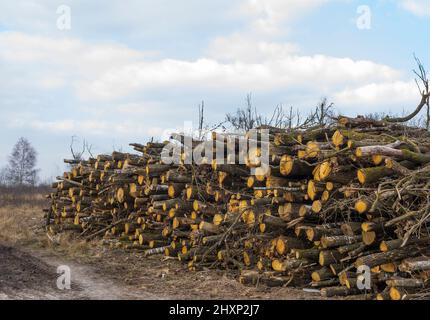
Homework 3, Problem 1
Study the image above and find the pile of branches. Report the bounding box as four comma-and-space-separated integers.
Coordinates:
46, 115, 430, 300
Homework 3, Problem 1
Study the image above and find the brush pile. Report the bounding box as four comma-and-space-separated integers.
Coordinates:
45, 116, 430, 300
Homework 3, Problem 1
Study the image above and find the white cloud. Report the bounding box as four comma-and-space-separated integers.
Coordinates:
10, 118, 165, 138
239, 0, 331, 35
77, 54, 399, 100
0, 31, 144, 67
0, 31, 400, 103
333, 81, 418, 111
115, 101, 168, 115
207, 33, 299, 62
400, 0, 430, 16
38, 76, 66, 89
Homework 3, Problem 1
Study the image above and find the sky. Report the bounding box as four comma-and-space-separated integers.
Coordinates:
1, 0, 430, 180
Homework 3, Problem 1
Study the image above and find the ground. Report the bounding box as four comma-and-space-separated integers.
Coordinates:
0, 201, 319, 300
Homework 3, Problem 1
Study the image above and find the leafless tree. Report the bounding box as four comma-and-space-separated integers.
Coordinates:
385, 55, 430, 128
285, 106, 298, 130
0, 167, 7, 185
3, 137, 39, 186
282, 98, 335, 129
365, 110, 429, 129
225, 93, 260, 131
70, 136, 94, 161
194, 100, 226, 139
364, 112, 386, 121
312, 97, 335, 127
225, 94, 335, 131
225, 93, 286, 130
261, 104, 297, 129
283, 106, 318, 130
197, 100, 205, 140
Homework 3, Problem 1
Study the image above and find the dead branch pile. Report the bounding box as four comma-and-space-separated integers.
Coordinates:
45, 115, 430, 300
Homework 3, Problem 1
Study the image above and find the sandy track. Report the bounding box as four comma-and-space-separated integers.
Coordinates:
0, 245, 157, 300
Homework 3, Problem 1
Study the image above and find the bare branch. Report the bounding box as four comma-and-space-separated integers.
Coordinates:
386, 55, 430, 124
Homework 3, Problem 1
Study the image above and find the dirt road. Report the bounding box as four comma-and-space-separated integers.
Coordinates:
0, 243, 317, 300
0, 245, 156, 300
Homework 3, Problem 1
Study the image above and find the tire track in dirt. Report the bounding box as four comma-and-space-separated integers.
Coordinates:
0, 245, 158, 300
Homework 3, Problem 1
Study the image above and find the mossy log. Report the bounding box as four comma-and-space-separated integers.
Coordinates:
355, 246, 429, 268
321, 235, 362, 249
357, 166, 395, 185
320, 286, 361, 297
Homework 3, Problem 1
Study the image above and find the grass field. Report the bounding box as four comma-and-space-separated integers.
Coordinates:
0, 187, 48, 246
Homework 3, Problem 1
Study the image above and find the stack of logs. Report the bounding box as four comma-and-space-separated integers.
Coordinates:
45, 116, 430, 300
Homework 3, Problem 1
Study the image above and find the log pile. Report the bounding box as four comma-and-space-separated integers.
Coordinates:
45, 115, 430, 300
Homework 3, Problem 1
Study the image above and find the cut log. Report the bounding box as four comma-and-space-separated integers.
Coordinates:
357, 166, 395, 185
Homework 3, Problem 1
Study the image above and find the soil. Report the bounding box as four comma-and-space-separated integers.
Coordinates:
0, 244, 155, 299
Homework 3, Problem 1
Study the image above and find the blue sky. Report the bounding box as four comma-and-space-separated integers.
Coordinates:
1, 0, 430, 180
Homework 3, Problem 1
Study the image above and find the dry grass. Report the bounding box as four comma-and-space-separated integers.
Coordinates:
0, 187, 50, 246
0, 204, 46, 246
0, 186, 50, 206
54, 232, 95, 258
0, 201, 99, 262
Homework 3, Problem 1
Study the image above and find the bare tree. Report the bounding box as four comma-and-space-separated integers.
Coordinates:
225, 93, 260, 131
0, 167, 7, 186
70, 136, 94, 161
225, 93, 286, 130
4, 137, 39, 186
193, 100, 226, 139
385, 55, 430, 127
365, 110, 430, 129
225, 93, 335, 132
364, 112, 386, 121
197, 100, 205, 140
260, 104, 296, 129
313, 97, 335, 126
